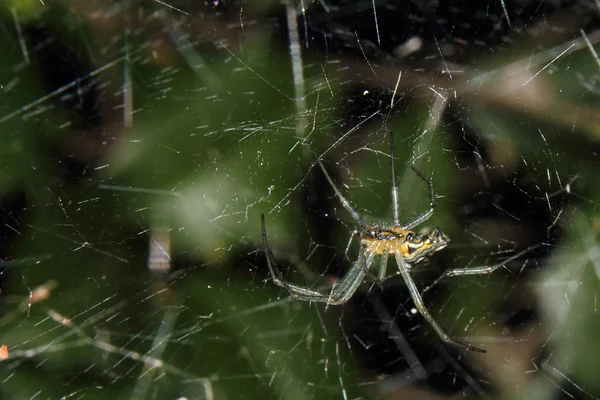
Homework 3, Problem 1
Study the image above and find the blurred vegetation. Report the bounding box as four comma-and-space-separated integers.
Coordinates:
0, 0, 599, 399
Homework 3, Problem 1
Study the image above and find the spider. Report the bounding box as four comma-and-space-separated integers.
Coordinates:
261, 133, 530, 353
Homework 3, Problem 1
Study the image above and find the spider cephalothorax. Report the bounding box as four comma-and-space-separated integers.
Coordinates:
404, 228, 450, 263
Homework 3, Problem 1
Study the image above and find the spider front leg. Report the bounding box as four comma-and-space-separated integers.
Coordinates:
421, 245, 539, 296
394, 254, 486, 353
404, 166, 436, 229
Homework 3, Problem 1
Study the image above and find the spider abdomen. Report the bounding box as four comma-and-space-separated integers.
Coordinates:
362, 237, 406, 255
361, 225, 411, 256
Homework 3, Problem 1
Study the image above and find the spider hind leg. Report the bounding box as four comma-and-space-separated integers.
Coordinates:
261, 213, 375, 305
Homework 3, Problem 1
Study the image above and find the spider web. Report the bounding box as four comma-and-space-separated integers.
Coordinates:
0, 0, 598, 399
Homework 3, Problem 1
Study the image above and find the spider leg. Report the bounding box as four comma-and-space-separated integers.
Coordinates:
317, 160, 363, 224
327, 252, 375, 304
422, 245, 539, 296
261, 214, 322, 296
287, 252, 375, 304
377, 250, 389, 281
389, 131, 401, 226
344, 229, 359, 261
394, 254, 486, 353
404, 166, 436, 229
261, 213, 375, 304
